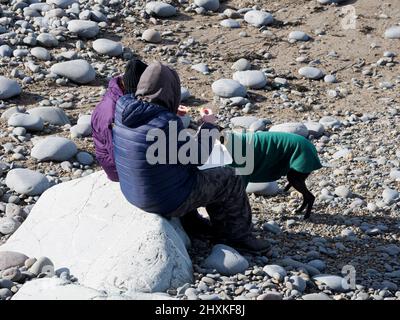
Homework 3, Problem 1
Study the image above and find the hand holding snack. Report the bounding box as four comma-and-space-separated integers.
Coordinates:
200, 108, 217, 124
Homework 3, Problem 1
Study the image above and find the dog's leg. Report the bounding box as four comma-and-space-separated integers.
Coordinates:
287, 170, 315, 219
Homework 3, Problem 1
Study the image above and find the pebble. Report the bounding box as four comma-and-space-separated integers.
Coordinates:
31, 136, 78, 162
269, 122, 309, 137
382, 188, 399, 205
231, 58, 251, 71
302, 293, 332, 300
304, 121, 325, 137
334, 186, 352, 198
203, 244, 249, 276
0, 251, 28, 272
5, 169, 50, 196
384, 26, 400, 39
50, 60, 96, 84
31, 47, 51, 61
146, 1, 177, 18
194, 0, 220, 12
37, 33, 58, 48
244, 10, 274, 27
312, 274, 349, 293
319, 116, 341, 128
29, 257, 54, 276
211, 79, 247, 98
257, 291, 283, 300
0, 77, 22, 100
70, 124, 92, 138
220, 19, 240, 28
263, 265, 287, 281
8, 113, 44, 131
233, 70, 267, 89
76, 152, 94, 165
298, 67, 325, 80
142, 29, 162, 44
0, 218, 21, 235
288, 31, 310, 42
92, 39, 123, 57
324, 74, 337, 83
67, 20, 99, 38
230, 116, 258, 128
27, 107, 70, 126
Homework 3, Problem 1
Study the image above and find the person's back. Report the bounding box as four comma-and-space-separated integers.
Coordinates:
113, 95, 196, 214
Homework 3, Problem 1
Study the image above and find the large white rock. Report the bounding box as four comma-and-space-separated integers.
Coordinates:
0, 76, 22, 100
1, 172, 193, 294
50, 60, 96, 84
12, 278, 175, 300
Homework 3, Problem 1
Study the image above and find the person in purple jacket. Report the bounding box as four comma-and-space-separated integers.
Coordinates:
91, 59, 147, 182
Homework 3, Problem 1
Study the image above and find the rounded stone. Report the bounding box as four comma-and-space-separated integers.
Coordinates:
28, 107, 70, 126
5, 169, 50, 196
384, 26, 400, 39
324, 74, 337, 83
263, 265, 287, 281
244, 10, 274, 27
304, 121, 324, 137
70, 123, 92, 138
31, 47, 51, 61
37, 33, 58, 47
231, 58, 251, 71
142, 29, 162, 43
246, 182, 279, 196
194, 0, 220, 11
0, 251, 29, 272
233, 70, 267, 89
46, 0, 76, 9
92, 39, 123, 57
31, 137, 78, 162
76, 152, 94, 165
50, 60, 96, 84
203, 244, 249, 276
319, 116, 341, 128
0, 45, 13, 57
67, 20, 99, 38
29, 257, 54, 276
211, 79, 247, 98
220, 19, 240, 28
8, 113, 44, 131
298, 67, 324, 80
289, 31, 310, 41
145, 1, 177, 17
268, 122, 309, 137
0, 77, 22, 100
0, 218, 21, 235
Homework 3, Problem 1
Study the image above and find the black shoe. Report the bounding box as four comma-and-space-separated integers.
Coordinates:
223, 236, 272, 255
180, 211, 215, 239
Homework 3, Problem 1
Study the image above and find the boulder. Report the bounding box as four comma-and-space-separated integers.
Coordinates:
211, 79, 247, 98
145, 1, 177, 17
194, 0, 220, 12
233, 70, 267, 89
1, 171, 193, 294
244, 10, 274, 27
12, 278, 175, 300
92, 39, 123, 56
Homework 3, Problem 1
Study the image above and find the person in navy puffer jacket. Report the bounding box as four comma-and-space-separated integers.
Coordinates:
113, 62, 271, 254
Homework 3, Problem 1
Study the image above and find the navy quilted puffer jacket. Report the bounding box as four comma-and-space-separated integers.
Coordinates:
114, 95, 206, 215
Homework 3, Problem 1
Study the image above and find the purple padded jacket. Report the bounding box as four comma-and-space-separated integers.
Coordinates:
91, 76, 123, 182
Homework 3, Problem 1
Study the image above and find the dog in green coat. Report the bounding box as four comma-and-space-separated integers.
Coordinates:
224, 130, 323, 219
